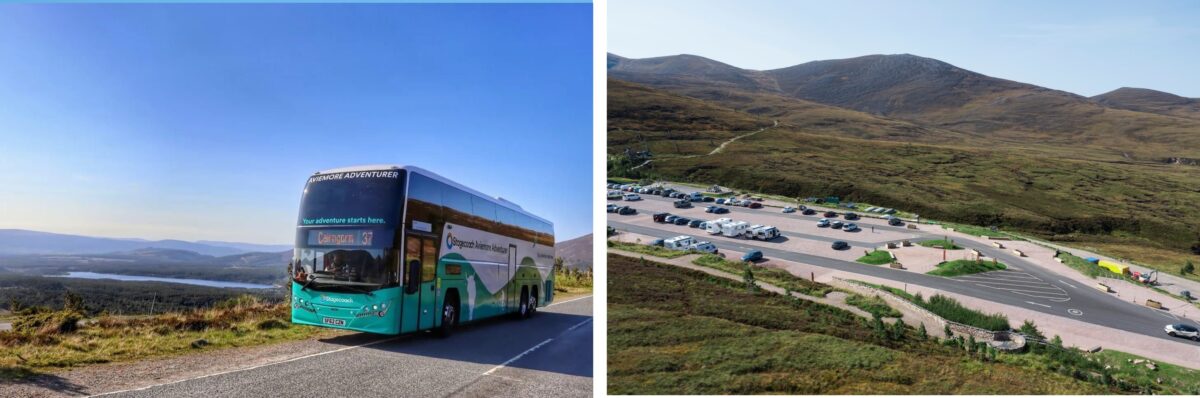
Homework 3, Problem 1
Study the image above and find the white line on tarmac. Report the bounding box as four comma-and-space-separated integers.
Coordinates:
1059, 280, 1077, 289
964, 280, 1066, 290
482, 317, 592, 376
1025, 301, 1052, 308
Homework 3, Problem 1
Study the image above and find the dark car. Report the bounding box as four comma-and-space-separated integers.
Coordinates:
664, 215, 679, 223
674, 200, 693, 209
844, 212, 859, 220
618, 206, 637, 215
705, 205, 719, 213
650, 238, 665, 247
889, 218, 904, 226
716, 198, 727, 204
802, 208, 816, 215
674, 217, 691, 225
742, 250, 763, 262
652, 212, 670, 222
712, 207, 730, 214
748, 202, 763, 209
660, 190, 673, 197
832, 221, 844, 229
824, 211, 837, 218
688, 219, 704, 228
831, 241, 850, 250
702, 196, 715, 202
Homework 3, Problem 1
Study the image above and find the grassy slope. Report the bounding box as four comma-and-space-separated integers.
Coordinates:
608, 253, 1105, 394
691, 253, 832, 297
607, 80, 1200, 279
857, 250, 894, 265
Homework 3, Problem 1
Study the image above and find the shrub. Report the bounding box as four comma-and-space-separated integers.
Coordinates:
917, 295, 1010, 331
1019, 320, 1045, 340
255, 318, 289, 330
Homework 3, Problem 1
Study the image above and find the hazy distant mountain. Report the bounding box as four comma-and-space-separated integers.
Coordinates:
214, 250, 293, 267
1091, 87, 1200, 120
556, 233, 593, 271
0, 229, 284, 256
196, 240, 292, 254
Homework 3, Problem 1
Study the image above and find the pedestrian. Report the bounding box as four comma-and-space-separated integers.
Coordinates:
871, 226, 875, 233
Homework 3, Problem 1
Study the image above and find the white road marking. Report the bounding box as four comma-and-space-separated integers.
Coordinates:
1025, 301, 1052, 308
549, 295, 593, 307
1068, 308, 1083, 316
482, 317, 592, 376
1059, 280, 1077, 289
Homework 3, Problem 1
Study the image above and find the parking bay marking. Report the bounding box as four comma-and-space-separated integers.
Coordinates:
1068, 308, 1083, 316
1026, 301, 1052, 308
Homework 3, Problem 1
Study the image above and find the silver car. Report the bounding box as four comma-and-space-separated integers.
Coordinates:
1165, 323, 1200, 341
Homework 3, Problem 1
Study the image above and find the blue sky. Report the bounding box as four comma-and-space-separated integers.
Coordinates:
609, 0, 1200, 97
0, 3, 592, 245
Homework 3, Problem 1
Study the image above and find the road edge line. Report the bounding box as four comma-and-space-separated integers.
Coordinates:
481, 317, 592, 376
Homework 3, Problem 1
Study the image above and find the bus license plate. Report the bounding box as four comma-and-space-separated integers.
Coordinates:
322, 317, 345, 326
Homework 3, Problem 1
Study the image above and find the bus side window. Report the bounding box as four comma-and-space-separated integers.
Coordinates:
405, 259, 421, 294
405, 236, 421, 294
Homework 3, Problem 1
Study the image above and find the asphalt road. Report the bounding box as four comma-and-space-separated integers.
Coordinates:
610, 194, 1200, 346
97, 296, 593, 398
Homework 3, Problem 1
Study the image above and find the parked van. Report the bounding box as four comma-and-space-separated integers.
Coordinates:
750, 226, 781, 240
706, 218, 733, 234
721, 221, 750, 238
663, 235, 695, 250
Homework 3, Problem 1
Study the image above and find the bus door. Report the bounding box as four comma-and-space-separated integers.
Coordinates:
507, 244, 518, 312
403, 235, 439, 332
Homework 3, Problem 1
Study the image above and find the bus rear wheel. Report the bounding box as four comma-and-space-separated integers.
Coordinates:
437, 299, 458, 338
518, 287, 530, 319
528, 288, 538, 317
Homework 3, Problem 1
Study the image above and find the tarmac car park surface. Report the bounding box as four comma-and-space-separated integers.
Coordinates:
608, 192, 1200, 347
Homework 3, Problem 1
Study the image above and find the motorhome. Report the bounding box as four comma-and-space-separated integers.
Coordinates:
706, 218, 734, 234
750, 225, 780, 240
721, 221, 750, 238
663, 235, 696, 250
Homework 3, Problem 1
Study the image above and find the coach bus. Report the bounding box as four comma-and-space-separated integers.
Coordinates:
288, 165, 555, 336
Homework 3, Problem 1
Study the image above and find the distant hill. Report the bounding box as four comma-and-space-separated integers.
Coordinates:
555, 233, 592, 271
609, 52, 1200, 161
1091, 87, 1200, 120
0, 229, 287, 256
196, 240, 291, 254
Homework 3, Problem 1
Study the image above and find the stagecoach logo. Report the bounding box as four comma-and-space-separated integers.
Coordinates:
446, 233, 509, 254
320, 295, 353, 303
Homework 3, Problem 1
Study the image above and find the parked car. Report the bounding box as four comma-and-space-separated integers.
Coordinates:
823, 211, 837, 218
618, 206, 637, 215
702, 196, 715, 202
782, 206, 796, 213
1165, 323, 1200, 341
688, 219, 704, 228
607, 191, 623, 200
704, 205, 717, 213
650, 238, 665, 247
843, 223, 859, 232
844, 212, 859, 220
607, 204, 619, 213
688, 241, 718, 254
653, 212, 670, 222
674, 217, 691, 225
712, 207, 730, 214
664, 215, 679, 223
817, 218, 830, 227
802, 208, 817, 215
888, 218, 904, 226
831, 241, 850, 250
748, 202, 763, 209
742, 250, 763, 262
674, 200, 692, 208
698, 221, 709, 230
832, 221, 844, 229
624, 193, 641, 201
715, 198, 727, 204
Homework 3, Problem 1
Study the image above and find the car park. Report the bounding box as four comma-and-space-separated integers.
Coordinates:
844, 212, 859, 220
742, 250, 763, 262
802, 208, 816, 215
832, 221, 844, 229
888, 218, 903, 226
618, 206, 637, 215
1165, 323, 1200, 341
653, 212, 670, 222
782, 206, 796, 213
674, 199, 693, 208
823, 211, 837, 218
688, 219, 704, 228
831, 241, 850, 250
688, 241, 718, 254
817, 218, 830, 227
674, 217, 691, 225
624, 193, 641, 201
843, 223, 859, 232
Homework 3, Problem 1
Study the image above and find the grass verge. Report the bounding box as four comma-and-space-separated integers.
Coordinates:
919, 239, 963, 250
844, 294, 902, 318
691, 254, 832, 297
850, 281, 1009, 331
927, 259, 1007, 277
857, 250, 894, 265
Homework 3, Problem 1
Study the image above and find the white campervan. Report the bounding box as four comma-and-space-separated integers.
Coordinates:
721, 221, 750, 238
706, 218, 733, 235
663, 235, 695, 250
751, 226, 781, 240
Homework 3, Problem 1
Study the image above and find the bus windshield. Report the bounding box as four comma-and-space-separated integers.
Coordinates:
293, 246, 394, 290
298, 171, 404, 227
